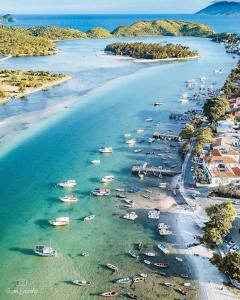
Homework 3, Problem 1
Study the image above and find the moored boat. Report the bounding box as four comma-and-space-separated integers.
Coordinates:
101, 175, 115, 183
128, 251, 139, 259
177, 288, 187, 295
49, 216, 70, 226
126, 139, 136, 145
34, 245, 57, 257
60, 195, 78, 203
144, 252, 155, 257
164, 282, 174, 287
124, 199, 135, 206
106, 263, 118, 272
157, 243, 170, 254
72, 280, 91, 286
133, 149, 142, 153
58, 180, 77, 188
143, 260, 151, 265
127, 293, 137, 299
123, 212, 138, 221
154, 262, 169, 268
91, 159, 101, 164
132, 277, 145, 284
101, 291, 119, 297
80, 252, 89, 257
116, 193, 126, 198
124, 133, 131, 138
99, 147, 113, 153
116, 277, 131, 284
92, 188, 111, 196
175, 257, 183, 262
84, 215, 95, 221
139, 273, 148, 278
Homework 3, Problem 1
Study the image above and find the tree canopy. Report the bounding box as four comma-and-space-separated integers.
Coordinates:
203, 95, 229, 122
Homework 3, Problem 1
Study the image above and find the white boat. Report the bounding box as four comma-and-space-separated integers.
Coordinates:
139, 273, 148, 278
49, 216, 70, 226
136, 129, 144, 134
99, 147, 113, 153
92, 188, 111, 196
124, 199, 135, 206
73, 280, 91, 286
164, 282, 174, 287
126, 139, 136, 145
80, 252, 89, 256
34, 245, 57, 257
143, 260, 151, 265
106, 263, 119, 272
183, 282, 191, 287
124, 133, 131, 138
178, 98, 188, 104
91, 159, 101, 164
123, 211, 138, 221
60, 195, 78, 203
145, 118, 153, 122
148, 210, 160, 219
101, 175, 115, 183
148, 138, 155, 143
176, 257, 183, 262
116, 277, 132, 284
84, 215, 95, 221
144, 252, 155, 257
58, 180, 77, 188
200, 76, 207, 82
115, 188, 125, 192
158, 223, 169, 229
154, 101, 163, 106
134, 149, 142, 153
157, 243, 169, 255
159, 229, 172, 235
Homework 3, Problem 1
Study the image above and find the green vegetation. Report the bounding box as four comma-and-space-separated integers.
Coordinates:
209, 183, 240, 199
0, 69, 67, 102
203, 95, 230, 123
202, 202, 236, 246
193, 128, 213, 155
112, 20, 214, 37
223, 61, 240, 98
28, 26, 87, 40
105, 42, 198, 60
211, 252, 240, 281
179, 124, 195, 140
87, 27, 112, 38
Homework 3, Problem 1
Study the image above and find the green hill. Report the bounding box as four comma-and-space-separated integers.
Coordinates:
197, 1, 240, 15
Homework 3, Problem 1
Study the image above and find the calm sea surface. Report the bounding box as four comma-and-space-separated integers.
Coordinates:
0, 15, 239, 300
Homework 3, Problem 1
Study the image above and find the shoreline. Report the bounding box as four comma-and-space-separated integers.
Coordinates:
0, 55, 12, 62
0, 75, 72, 104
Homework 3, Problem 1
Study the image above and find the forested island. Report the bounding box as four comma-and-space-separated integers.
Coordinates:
0, 20, 214, 57
105, 42, 199, 60
197, 1, 240, 15
0, 70, 70, 103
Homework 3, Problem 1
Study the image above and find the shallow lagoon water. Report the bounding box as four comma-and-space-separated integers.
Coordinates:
0, 35, 237, 299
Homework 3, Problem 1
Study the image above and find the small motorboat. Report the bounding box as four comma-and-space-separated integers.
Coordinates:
99, 147, 113, 154
180, 274, 189, 279
144, 252, 155, 257
101, 291, 119, 297
49, 216, 70, 226
72, 280, 91, 286
84, 215, 95, 221
175, 257, 183, 262
159, 272, 167, 277
60, 195, 78, 203
154, 101, 163, 106
133, 149, 142, 153
158, 223, 169, 229
138, 242, 143, 251
183, 282, 191, 287
159, 229, 172, 235
145, 118, 153, 122
139, 273, 147, 278
132, 277, 145, 284
127, 293, 137, 299
34, 245, 57, 257
128, 251, 139, 259
124, 199, 135, 206
143, 260, 151, 265
136, 129, 144, 134
91, 159, 101, 164
106, 263, 118, 272
116, 277, 131, 284
164, 282, 174, 287
123, 212, 138, 221
58, 180, 77, 188
177, 288, 187, 295
124, 133, 131, 138
115, 188, 125, 192
126, 139, 136, 145
101, 175, 115, 183
92, 188, 111, 196
154, 262, 169, 268
116, 194, 127, 198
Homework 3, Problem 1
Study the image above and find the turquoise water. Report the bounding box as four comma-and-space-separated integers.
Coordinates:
0, 35, 237, 299
8, 14, 240, 33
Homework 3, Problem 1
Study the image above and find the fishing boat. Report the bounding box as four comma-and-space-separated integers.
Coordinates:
123, 212, 138, 221
80, 252, 89, 257
58, 180, 77, 188
157, 243, 170, 254
99, 147, 113, 153
101, 291, 119, 297
84, 215, 95, 221
128, 251, 139, 259
49, 216, 69, 226
116, 194, 127, 199
72, 280, 91, 286
144, 252, 155, 257
164, 282, 174, 287
154, 262, 169, 268
101, 175, 115, 183
138, 242, 143, 251
183, 282, 191, 287
132, 277, 145, 284
143, 260, 151, 265
139, 273, 148, 278
126, 139, 136, 145
177, 288, 187, 295
106, 263, 118, 272
92, 188, 111, 196
116, 277, 131, 284
133, 149, 142, 153
175, 257, 183, 262
34, 245, 57, 257
91, 159, 101, 164
127, 293, 137, 299
60, 195, 78, 203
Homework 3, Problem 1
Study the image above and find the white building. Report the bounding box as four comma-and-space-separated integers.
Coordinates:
216, 119, 234, 134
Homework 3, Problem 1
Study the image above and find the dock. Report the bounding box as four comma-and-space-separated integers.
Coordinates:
132, 164, 181, 177
153, 132, 181, 142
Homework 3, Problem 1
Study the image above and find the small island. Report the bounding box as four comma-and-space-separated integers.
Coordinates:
0, 70, 71, 103
105, 42, 199, 61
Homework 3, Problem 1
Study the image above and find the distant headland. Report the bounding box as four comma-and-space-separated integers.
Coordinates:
0, 14, 16, 23
196, 1, 240, 15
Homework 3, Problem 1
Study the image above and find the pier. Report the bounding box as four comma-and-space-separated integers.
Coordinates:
153, 132, 181, 142
132, 164, 181, 176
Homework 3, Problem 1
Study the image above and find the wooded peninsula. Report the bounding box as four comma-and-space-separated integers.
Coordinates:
105, 42, 199, 60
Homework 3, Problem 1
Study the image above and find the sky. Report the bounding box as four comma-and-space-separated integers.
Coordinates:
0, 0, 215, 14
